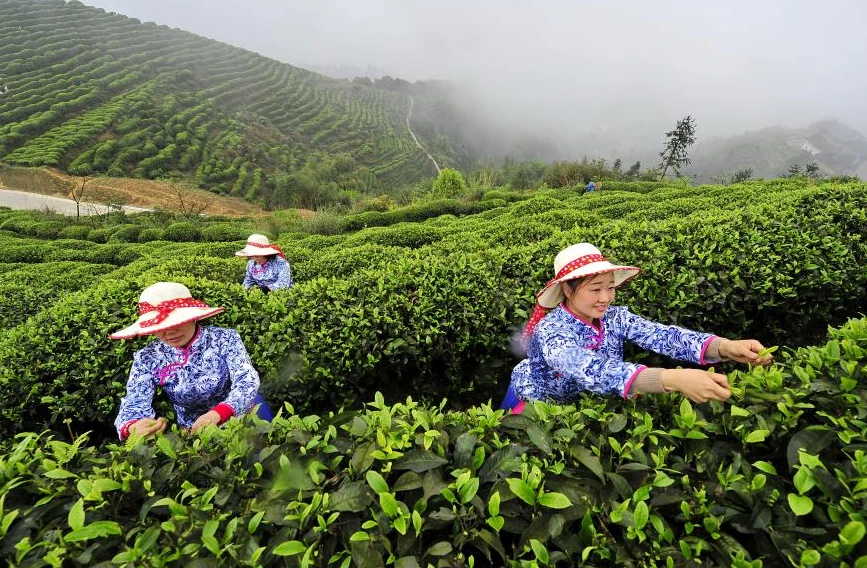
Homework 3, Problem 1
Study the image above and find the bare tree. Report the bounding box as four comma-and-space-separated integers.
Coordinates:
68, 176, 93, 219
168, 182, 213, 217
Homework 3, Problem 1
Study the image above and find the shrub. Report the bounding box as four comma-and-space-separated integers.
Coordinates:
481, 189, 529, 202
201, 222, 250, 242
302, 211, 342, 235
1, 318, 866, 566
107, 224, 143, 243
86, 227, 116, 243
162, 222, 201, 242
432, 167, 468, 198
57, 224, 92, 240
0, 216, 38, 235
30, 221, 66, 239
138, 228, 165, 242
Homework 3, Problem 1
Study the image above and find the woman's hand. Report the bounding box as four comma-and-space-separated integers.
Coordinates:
719, 339, 773, 366
661, 369, 731, 403
190, 410, 222, 434
128, 417, 168, 438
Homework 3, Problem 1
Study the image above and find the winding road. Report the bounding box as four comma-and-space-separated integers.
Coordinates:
0, 188, 151, 216
407, 96, 441, 174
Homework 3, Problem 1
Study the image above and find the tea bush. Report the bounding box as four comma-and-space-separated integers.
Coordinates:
0, 317, 865, 566
1, 181, 866, 438
57, 224, 93, 240
0, 261, 116, 329
162, 222, 201, 242
137, 228, 165, 242
107, 224, 143, 243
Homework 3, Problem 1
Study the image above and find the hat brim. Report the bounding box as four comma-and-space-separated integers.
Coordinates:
236, 246, 280, 257
110, 307, 225, 340
536, 263, 641, 309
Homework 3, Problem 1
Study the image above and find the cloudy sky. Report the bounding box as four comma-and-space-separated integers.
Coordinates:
81, 0, 867, 155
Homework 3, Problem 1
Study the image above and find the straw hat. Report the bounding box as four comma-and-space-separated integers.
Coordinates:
536, 243, 640, 308
235, 234, 283, 257
109, 282, 224, 340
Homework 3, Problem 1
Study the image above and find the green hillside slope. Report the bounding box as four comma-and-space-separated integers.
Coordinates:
0, 0, 439, 206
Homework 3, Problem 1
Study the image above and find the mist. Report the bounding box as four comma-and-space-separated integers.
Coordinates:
81, 0, 867, 161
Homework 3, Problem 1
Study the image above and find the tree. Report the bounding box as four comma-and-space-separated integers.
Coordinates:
658, 115, 697, 181
168, 182, 213, 217
432, 168, 467, 198
626, 161, 641, 179
68, 175, 93, 219
713, 167, 755, 185
805, 162, 823, 179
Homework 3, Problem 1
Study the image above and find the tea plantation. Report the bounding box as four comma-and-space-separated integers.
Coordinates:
1, 179, 865, 566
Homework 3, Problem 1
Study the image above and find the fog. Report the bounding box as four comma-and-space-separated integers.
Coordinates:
82, 0, 867, 159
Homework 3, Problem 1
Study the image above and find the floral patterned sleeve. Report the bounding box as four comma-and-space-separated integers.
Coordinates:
537, 322, 646, 398
220, 330, 260, 415
114, 350, 157, 438
242, 260, 255, 289
273, 257, 293, 289
620, 308, 718, 365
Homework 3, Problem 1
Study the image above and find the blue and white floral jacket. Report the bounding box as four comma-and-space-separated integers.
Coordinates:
114, 325, 260, 438
510, 304, 717, 403
243, 257, 293, 290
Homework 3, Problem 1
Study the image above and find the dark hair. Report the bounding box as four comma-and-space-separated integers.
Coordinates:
563, 276, 587, 291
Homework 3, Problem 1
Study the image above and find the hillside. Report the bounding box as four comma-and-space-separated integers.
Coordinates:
687, 120, 867, 181
0, 0, 441, 208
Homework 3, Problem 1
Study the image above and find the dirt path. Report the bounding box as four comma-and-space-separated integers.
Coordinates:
407, 96, 441, 174
0, 167, 262, 216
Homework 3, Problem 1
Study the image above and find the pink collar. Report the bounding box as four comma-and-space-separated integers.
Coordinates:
560, 303, 602, 331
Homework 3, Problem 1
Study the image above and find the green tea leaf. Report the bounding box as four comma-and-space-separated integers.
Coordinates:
757, 346, 778, 358
393, 449, 448, 473
538, 491, 572, 510
273, 540, 307, 556
330, 482, 372, 512
839, 520, 866, 546
488, 491, 501, 516
744, 430, 769, 443
530, 539, 549, 564
65, 520, 121, 542
458, 477, 479, 504
505, 478, 536, 506
365, 470, 389, 494
633, 500, 649, 529
379, 492, 399, 518
787, 493, 814, 516
486, 515, 504, 532
44, 469, 77, 479
427, 542, 452, 556
68, 498, 85, 531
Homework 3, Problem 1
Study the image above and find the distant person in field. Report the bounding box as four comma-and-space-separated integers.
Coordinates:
586, 181, 596, 192
499, 243, 773, 413
236, 234, 293, 293
111, 282, 273, 440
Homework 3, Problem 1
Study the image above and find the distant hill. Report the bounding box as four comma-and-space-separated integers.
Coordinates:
362, 77, 562, 169
0, 0, 441, 207
687, 120, 867, 181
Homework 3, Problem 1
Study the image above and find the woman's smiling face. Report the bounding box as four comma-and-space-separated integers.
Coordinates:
562, 272, 616, 321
